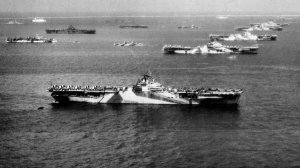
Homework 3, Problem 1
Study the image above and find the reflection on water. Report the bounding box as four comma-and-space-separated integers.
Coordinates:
47, 103, 242, 167
50, 103, 241, 130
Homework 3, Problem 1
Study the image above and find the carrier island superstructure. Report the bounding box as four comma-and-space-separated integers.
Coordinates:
49, 72, 243, 106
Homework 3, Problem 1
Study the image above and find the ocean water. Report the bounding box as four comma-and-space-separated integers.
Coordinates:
0, 14, 300, 167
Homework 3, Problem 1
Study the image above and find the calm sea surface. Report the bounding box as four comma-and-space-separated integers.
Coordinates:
0, 14, 300, 168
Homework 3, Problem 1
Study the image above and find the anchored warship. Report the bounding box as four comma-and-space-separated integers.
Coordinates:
249, 21, 289, 27
46, 25, 96, 34
162, 41, 258, 55
235, 26, 283, 31
48, 71, 243, 106
210, 32, 277, 41
6, 35, 57, 43
235, 21, 286, 31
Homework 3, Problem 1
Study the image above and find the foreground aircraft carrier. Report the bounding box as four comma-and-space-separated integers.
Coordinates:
49, 72, 243, 106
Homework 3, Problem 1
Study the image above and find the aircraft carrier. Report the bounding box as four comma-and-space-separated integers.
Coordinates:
162, 41, 258, 55
46, 25, 96, 34
48, 72, 243, 106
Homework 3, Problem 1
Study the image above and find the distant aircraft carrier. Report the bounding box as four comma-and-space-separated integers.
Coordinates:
46, 25, 96, 34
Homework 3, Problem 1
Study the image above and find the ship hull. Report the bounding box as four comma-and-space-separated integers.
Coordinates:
6, 39, 57, 43
51, 88, 241, 106
6, 41, 56, 43
163, 48, 193, 54
163, 47, 258, 55
257, 35, 277, 41
210, 35, 277, 41
45, 30, 96, 34
235, 27, 283, 31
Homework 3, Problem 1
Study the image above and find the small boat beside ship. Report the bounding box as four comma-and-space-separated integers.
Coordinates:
235, 27, 251, 31
46, 25, 96, 34
32, 17, 46, 23
210, 31, 277, 41
162, 45, 193, 54
6, 35, 57, 43
48, 71, 243, 106
162, 41, 258, 55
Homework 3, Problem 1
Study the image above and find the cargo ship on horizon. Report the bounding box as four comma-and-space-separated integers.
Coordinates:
48, 71, 243, 106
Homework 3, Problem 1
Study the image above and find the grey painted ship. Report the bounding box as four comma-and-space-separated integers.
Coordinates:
235, 21, 286, 31
46, 25, 96, 34
209, 32, 277, 41
162, 41, 258, 55
48, 72, 243, 106
6, 35, 57, 43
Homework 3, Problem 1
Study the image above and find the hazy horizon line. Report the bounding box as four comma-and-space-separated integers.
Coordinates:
2, 11, 300, 14
1, 14, 300, 20
1, 11, 300, 19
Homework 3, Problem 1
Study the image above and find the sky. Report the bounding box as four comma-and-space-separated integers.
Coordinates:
1, 0, 300, 14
